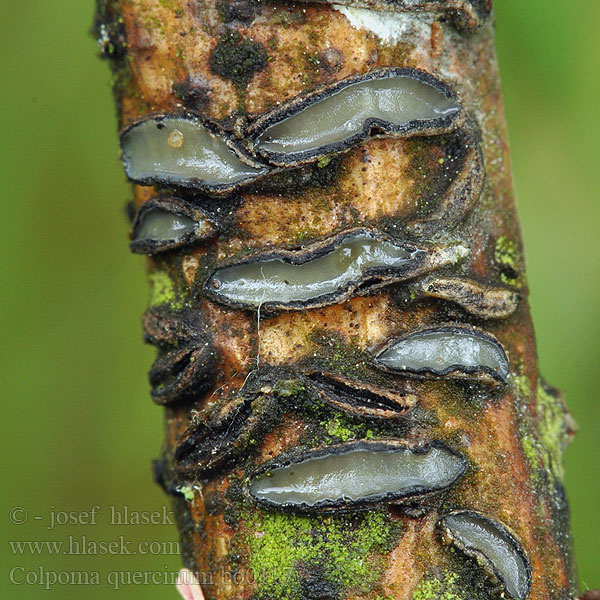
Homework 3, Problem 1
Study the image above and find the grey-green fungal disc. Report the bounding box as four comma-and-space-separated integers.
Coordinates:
376, 328, 509, 382
133, 209, 197, 243
255, 76, 459, 156
209, 234, 424, 307
249, 443, 466, 509
121, 117, 266, 188
440, 512, 531, 600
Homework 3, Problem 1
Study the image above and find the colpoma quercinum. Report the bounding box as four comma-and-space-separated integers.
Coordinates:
98, 0, 579, 597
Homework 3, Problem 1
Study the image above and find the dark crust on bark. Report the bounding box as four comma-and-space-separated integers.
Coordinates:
438, 510, 532, 600
205, 227, 461, 313
374, 325, 509, 386
130, 195, 216, 255
152, 455, 185, 498
248, 439, 467, 512
142, 307, 217, 405
245, 68, 462, 167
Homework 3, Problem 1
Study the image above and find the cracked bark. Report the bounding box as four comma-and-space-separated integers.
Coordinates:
96, 1, 581, 599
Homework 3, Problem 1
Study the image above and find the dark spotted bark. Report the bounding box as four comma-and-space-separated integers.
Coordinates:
96, 1, 580, 599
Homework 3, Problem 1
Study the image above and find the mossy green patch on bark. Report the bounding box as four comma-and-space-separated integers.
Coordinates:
148, 270, 182, 308
243, 509, 401, 599
518, 379, 569, 488
412, 570, 463, 600
494, 235, 524, 287
321, 414, 375, 442
536, 381, 569, 482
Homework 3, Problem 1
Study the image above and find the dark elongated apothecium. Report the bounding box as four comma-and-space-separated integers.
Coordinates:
143, 308, 216, 404
208, 230, 468, 310
120, 114, 268, 193
249, 69, 461, 166
439, 511, 532, 600
130, 196, 215, 255
306, 373, 417, 419
376, 327, 509, 384
249, 441, 466, 511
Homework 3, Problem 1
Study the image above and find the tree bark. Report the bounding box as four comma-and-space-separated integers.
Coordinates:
96, 1, 579, 599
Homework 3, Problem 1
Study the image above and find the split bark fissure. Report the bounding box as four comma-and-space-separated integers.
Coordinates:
96, 1, 579, 598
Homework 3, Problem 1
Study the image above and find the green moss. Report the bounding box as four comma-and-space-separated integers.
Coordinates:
244, 510, 400, 599
178, 485, 195, 502
272, 379, 306, 398
209, 32, 267, 86
322, 415, 354, 441
148, 270, 182, 308
411, 570, 472, 600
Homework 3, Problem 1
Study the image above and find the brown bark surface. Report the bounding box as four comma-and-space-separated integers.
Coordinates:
97, 1, 578, 598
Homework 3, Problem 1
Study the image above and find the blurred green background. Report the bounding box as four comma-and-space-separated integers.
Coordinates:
1, 1, 598, 597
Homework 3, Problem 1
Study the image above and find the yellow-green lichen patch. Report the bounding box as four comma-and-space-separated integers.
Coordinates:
243, 509, 400, 599
494, 236, 524, 287
519, 380, 570, 487
148, 270, 182, 308
536, 381, 570, 482
511, 371, 531, 402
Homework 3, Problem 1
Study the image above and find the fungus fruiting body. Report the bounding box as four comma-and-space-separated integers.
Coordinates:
143, 308, 216, 404
439, 511, 532, 600
306, 373, 417, 419
121, 115, 267, 193
130, 197, 215, 255
208, 230, 467, 310
417, 277, 519, 319
376, 327, 509, 384
99, 0, 577, 597
408, 133, 485, 235
249, 441, 466, 510
250, 69, 460, 166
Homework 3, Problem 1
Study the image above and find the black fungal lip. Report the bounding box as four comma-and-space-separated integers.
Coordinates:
174, 394, 256, 477
374, 325, 510, 387
246, 68, 462, 167
305, 372, 416, 419
143, 308, 216, 405
438, 510, 532, 600
290, 0, 490, 29
407, 125, 485, 236
119, 112, 271, 195
205, 227, 436, 312
248, 440, 467, 512
129, 195, 216, 255
152, 456, 187, 499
